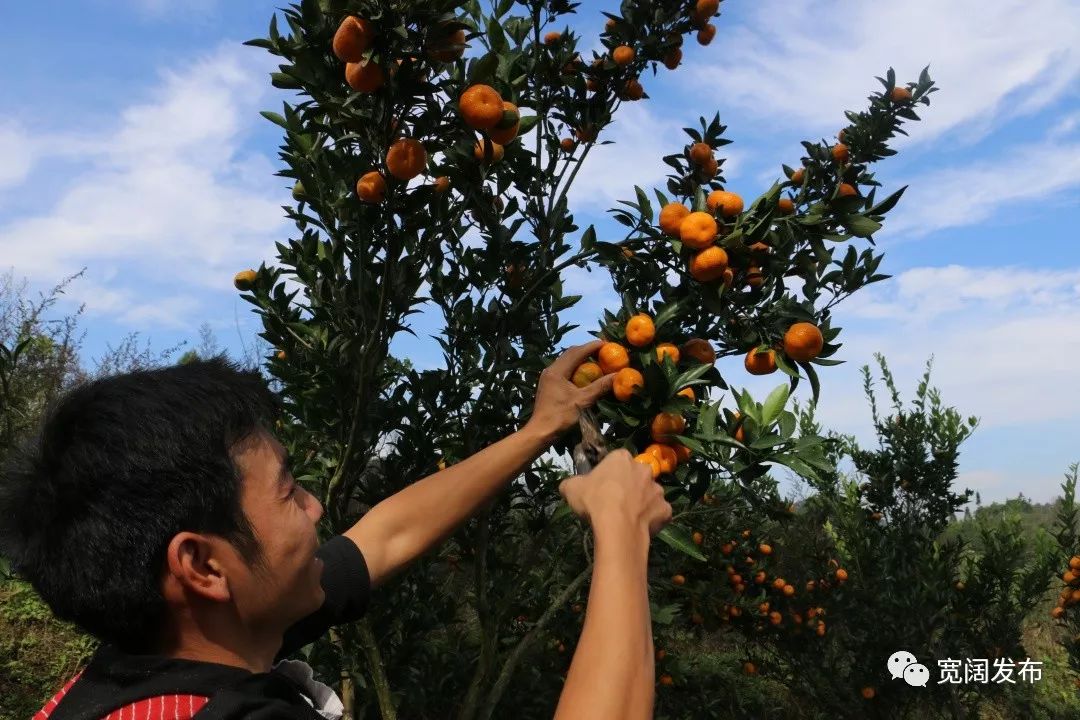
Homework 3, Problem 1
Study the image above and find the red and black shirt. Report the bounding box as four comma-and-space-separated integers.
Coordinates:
34, 534, 371, 720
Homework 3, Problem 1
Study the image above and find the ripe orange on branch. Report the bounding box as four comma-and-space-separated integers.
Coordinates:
634, 453, 661, 478
460, 84, 504, 130
356, 171, 387, 202
487, 101, 521, 144
697, 24, 717, 46
690, 246, 729, 282
659, 202, 690, 237
706, 190, 744, 219
681, 338, 716, 365
689, 142, 713, 165
474, 138, 504, 163
677, 387, 695, 402
333, 17, 375, 63
613, 367, 645, 401
655, 343, 680, 364
790, 167, 805, 184
645, 444, 678, 474
625, 314, 656, 347
571, 361, 602, 388
426, 26, 466, 63
386, 138, 427, 180
783, 322, 824, 362
544, 31, 561, 45
234, 269, 257, 291
778, 197, 795, 214
651, 412, 686, 443
745, 348, 777, 375
612, 45, 635, 66
345, 60, 384, 92
890, 86, 912, 102
837, 183, 858, 198
597, 342, 630, 374
680, 211, 718, 249
832, 143, 850, 164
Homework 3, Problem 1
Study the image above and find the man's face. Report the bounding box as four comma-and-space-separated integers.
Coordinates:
230, 428, 325, 630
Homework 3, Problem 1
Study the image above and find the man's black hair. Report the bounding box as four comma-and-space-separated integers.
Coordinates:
0, 354, 282, 653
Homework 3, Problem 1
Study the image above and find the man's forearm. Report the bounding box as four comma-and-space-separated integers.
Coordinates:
554, 514, 655, 720
356, 420, 554, 563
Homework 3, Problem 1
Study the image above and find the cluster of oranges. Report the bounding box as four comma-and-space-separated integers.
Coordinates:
571, 313, 718, 479
459, 83, 520, 163
673, 529, 849, 638
1051, 555, 1080, 619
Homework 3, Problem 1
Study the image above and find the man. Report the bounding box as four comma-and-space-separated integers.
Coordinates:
2, 339, 671, 719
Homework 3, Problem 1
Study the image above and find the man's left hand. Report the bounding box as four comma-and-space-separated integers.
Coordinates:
526, 339, 615, 443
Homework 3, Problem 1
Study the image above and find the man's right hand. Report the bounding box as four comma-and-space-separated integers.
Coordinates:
558, 449, 673, 538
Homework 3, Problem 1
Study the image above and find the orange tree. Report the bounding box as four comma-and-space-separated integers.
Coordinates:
239, 0, 936, 717
743, 356, 1062, 719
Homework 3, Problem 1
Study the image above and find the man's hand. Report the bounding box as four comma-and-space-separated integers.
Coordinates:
525, 339, 614, 444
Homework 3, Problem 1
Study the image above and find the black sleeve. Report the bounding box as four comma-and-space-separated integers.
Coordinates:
274, 535, 371, 663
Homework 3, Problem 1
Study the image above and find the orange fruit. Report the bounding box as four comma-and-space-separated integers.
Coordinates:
605, 18, 617, 31
575, 125, 598, 142
672, 574, 686, 586
746, 265, 764, 289
721, 267, 734, 288
1070, 556, 1080, 570
613, 367, 645, 401
571, 361, 603, 388
861, 687, 876, 700
758, 543, 772, 555
612, 45, 635, 65
744, 348, 777, 375
706, 190, 743, 218
783, 322, 824, 362
645, 444, 678, 474
755, 571, 767, 585
835, 568, 849, 581
689, 246, 729, 282
655, 343, 680, 364
697, 23, 716, 45
680, 211, 718, 249
597, 342, 631, 374
681, 338, 716, 365
663, 48, 682, 70
677, 387, 695, 402
890, 86, 912, 102
345, 60, 384, 92
832, 143, 850, 164
433, 176, 450, 193
689, 142, 713, 165
777, 197, 795, 214
790, 167, 805, 184
783, 584, 795, 597
634, 452, 661, 479
544, 31, 561, 45
233, 269, 257, 290
559, 137, 575, 152
816, 622, 826, 636
276, 350, 286, 361
659, 674, 674, 686
473, 138, 504, 163
356, 170, 387, 202
655, 648, 666, 660
692, 531, 704, 545
625, 313, 656, 347
460, 84, 504, 130
732, 412, 745, 443
659, 202, 691, 237
333, 17, 375, 63
721, 542, 734, 555
699, 155, 719, 178
672, 442, 691, 463
694, 0, 720, 17
1067, 570, 1078, 585
426, 27, 466, 63
650, 412, 686, 443
621, 78, 644, 100
386, 138, 427, 181
769, 611, 782, 625
837, 182, 858, 198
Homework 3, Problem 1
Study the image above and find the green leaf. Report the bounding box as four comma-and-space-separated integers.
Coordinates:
518, 115, 538, 134
761, 384, 790, 426
653, 296, 689, 329
657, 525, 708, 562
580, 225, 596, 252
635, 186, 654, 222
867, 186, 907, 216
841, 215, 883, 238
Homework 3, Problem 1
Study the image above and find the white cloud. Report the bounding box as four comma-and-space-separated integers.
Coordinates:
0, 43, 288, 330
685, 0, 1080, 145
882, 139, 1080, 238
0, 122, 35, 192
128, 0, 219, 19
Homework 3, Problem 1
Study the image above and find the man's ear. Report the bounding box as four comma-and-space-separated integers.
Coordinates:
164, 532, 233, 603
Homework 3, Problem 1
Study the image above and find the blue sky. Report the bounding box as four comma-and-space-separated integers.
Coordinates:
1, 0, 1078, 503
